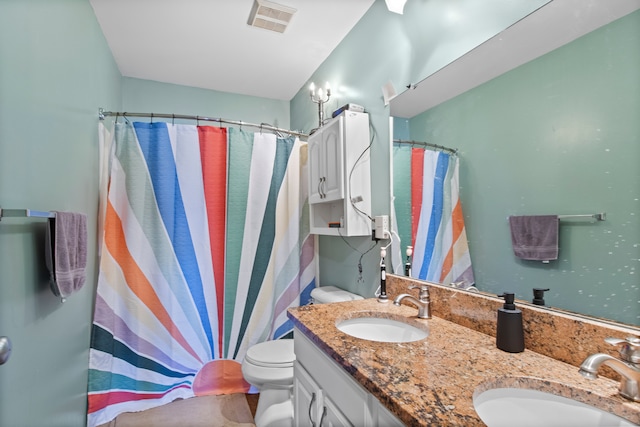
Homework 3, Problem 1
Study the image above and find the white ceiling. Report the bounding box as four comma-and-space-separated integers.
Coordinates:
89, 0, 375, 101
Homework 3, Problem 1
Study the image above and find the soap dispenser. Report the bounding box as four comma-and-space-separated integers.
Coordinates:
532, 288, 550, 306
496, 293, 525, 353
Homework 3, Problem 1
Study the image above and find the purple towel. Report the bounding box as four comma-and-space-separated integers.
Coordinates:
45, 212, 87, 300
508, 215, 559, 261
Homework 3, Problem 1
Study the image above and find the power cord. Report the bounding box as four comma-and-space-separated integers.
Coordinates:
338, 228, 378, 284
348, 119, 376, 222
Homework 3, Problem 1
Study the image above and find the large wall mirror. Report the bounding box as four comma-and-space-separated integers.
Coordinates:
389, 1, 640, 327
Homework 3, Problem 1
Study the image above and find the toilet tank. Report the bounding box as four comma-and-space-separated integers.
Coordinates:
310, 286, 363, 304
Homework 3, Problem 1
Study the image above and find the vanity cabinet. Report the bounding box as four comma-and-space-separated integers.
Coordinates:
307, 111, 371, 236
293, 327, 404, 427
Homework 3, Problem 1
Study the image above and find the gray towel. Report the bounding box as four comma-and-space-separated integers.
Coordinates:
45, 211, 87, 300
508, 215, 559, 261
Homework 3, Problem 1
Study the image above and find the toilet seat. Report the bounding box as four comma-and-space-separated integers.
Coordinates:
245, 339, 295, 368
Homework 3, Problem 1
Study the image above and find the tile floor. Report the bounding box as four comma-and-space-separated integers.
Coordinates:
97, 393, 258, 427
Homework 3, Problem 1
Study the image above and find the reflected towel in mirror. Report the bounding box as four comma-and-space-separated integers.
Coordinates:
508, 215, 559, 262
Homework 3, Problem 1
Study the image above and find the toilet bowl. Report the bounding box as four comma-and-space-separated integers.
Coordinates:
241, 285, 362, 427
242, 339, 295, 427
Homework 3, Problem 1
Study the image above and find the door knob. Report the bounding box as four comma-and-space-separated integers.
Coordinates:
0, 336, 12, 365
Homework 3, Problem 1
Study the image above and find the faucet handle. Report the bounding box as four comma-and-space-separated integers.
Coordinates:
409, 284, 430, 301
605, 337, 640, 365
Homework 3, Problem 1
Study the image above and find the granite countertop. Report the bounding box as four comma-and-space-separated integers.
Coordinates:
287, 298, 640, 426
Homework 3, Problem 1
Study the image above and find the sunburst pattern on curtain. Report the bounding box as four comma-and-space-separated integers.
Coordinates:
87, 121, 315, 427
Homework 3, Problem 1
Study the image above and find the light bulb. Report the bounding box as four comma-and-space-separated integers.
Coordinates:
385, 0, 407, 14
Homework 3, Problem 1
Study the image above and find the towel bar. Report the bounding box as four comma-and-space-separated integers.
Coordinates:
506, 213, 606, 222
557, 213, 606, 221
0, 208, 56, 221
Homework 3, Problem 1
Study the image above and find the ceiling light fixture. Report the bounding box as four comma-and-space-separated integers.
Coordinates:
385, 0, 407, 14
248, 0, 297, 34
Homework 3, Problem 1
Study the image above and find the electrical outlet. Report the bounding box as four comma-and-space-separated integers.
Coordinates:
374, 215, 390, 240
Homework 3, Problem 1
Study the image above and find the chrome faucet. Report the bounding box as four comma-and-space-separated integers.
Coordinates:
393, 284, 431, 319
579, 336, 640, 402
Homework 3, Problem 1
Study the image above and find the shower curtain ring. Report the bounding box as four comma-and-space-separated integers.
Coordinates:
150, 113, 154, 124
172, 114, 175, 125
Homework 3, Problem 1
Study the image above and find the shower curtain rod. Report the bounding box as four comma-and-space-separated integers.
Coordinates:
393, 139, 458, 155
98, 108, 308, 139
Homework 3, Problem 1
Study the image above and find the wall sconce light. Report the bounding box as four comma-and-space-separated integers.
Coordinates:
309, 81, 331, 128
385, 0, 407, 14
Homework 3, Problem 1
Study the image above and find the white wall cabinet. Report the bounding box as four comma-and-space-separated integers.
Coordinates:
307, 111, 371, 236
293, 328, 404, 427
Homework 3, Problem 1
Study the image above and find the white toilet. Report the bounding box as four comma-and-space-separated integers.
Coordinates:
241, 285, 363, 427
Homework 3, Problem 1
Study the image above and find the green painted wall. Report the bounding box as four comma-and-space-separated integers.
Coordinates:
0, 2, 290, 426
406, 11, 640, 325
0, 1, 121, 426
289, 0, 552, 300
121, 77, 290, 129
291, 1, 396, 298
1, 1, 637, 425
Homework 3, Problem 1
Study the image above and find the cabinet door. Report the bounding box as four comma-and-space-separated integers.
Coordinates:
308, 136, 324, 204
319, 116, 344, 202
295, 329, 373, 426
294, 361, 322, 427
322, 395, 354, 427
307, 116, 344, 204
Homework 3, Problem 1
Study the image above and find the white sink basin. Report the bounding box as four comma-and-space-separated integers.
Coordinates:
474, 387, 636, 427
336, 316, 428, 343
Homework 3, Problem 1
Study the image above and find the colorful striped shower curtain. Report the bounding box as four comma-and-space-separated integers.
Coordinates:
88, 121, 315, 427
393, 146, 474, 286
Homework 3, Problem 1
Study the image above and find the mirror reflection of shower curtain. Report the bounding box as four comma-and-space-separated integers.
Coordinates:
88, 121, 315, 427
393, 145, 474, 286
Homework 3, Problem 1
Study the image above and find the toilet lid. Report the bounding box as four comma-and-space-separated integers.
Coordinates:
245, 339, 295, 368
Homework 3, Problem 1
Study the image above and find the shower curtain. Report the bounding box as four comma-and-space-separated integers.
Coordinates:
87, 121, 315, 427
393, 145, 474, 286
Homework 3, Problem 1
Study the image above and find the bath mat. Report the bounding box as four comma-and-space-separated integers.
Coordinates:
97, 394, 255, 427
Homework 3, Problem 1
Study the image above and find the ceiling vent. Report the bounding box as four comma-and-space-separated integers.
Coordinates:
248, 0, 296, 33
